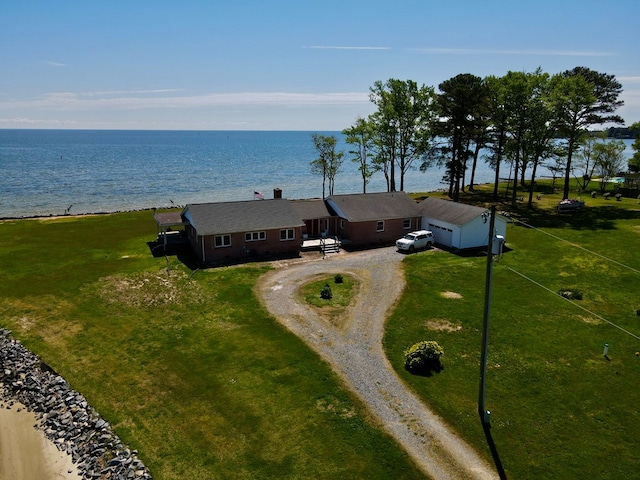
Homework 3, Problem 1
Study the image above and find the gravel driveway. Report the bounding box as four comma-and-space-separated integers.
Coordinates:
257, 247, 498, 480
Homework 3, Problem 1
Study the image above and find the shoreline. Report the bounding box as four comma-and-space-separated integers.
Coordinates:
0, 206, 171, 222
0, 329, 152, 480
0, 401, 79, 480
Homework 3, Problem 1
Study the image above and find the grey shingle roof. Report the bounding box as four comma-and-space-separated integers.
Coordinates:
183, 199, 304, 236
326, 192, 420, 222
418, 197, 488, 226
290, 199, 331, 219
153, 211, 185, 227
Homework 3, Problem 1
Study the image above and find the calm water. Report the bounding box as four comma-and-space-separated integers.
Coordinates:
0, 130, 633, 218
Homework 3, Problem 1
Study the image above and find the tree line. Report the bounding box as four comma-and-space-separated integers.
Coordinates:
311, 67, 631, 206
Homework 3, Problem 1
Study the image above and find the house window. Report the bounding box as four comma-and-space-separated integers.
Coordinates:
376, 221, 385, 232
214, 234, 231, 248
403, 218, 411, 229
280, 229, 295, 241
245, 231, 266, 242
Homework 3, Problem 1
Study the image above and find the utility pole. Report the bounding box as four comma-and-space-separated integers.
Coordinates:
478, 205, 508, 479
478, 205, 496, 425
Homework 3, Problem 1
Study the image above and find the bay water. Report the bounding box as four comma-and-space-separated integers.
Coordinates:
0, 130, 632, 218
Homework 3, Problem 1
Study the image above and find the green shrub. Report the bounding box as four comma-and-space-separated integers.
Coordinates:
320, 283, 333, 299
404, 341, 444, 375
559, 288, 583, 300
334, 274, 344, 284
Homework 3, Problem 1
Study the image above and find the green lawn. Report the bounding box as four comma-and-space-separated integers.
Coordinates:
387, 186, 640, 479
3, 185, 639, 479
0, 211, 421, 479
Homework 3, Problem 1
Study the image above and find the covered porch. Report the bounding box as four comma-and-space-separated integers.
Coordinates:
153, 211, 189, 250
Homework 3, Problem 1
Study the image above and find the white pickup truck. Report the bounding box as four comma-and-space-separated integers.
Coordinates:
396, 230, 434, 252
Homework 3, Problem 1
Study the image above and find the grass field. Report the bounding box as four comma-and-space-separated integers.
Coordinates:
2, 182, 639, 479
386, 186, 640, 479
0, 211, 421, 479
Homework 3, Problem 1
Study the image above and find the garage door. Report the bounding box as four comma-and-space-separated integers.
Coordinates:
427, 223, 453, 247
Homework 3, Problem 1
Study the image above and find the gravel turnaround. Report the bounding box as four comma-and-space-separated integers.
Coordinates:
257, 247, 498, 480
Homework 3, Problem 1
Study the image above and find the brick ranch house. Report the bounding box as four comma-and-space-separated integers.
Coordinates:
181, 199, 305, 264
325, 192, 422, 247
154, 190, 506, 265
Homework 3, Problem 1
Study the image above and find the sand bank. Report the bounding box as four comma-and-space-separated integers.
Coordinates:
0, 403, 79, 480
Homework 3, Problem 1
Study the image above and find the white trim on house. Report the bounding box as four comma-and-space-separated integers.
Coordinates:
419, 197, 507, 250
279, 228, 295, 241
245, 231, 266, 242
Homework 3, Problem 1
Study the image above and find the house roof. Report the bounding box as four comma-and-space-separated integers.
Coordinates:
326, 192, 420, 222
153, 211, 185, 228
419, 197, 489, 226
290, 198, 331, 219
183, 199, 304, 236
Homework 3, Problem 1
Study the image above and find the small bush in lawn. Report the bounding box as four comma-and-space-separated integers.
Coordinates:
320, 283, 333, 300
559, 288, 583, 300
334, 274, 344, 284
404, 341, 444, 375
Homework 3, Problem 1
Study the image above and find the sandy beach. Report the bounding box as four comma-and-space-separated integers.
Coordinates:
0, 403, 79, 480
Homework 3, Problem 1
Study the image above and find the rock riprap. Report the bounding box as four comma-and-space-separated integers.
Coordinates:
0, 328, 152, 480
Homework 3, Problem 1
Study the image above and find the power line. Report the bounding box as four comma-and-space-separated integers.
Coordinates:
503, 265, 640, 341
512, 218, 640, 275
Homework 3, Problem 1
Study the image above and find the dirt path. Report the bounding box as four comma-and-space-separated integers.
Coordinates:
257, 247, 498, 480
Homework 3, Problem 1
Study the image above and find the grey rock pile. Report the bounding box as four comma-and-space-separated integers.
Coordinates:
0, 328, 152, 480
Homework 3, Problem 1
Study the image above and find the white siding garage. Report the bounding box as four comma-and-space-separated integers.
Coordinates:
419, 197, 508, 250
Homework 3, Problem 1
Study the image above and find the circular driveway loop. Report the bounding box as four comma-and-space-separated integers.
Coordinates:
257, 247, 498, 480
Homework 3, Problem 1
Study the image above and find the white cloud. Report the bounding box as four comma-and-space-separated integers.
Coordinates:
76, 89, 186, 97
44, 61, 67, 67
0, 117, 79, 126
413, 47, 614, 57
308, 45, 390, 51
0, 91, 371, 111
619, 76, 640, 84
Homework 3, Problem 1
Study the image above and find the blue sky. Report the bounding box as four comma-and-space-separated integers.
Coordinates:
1, 0, 638, 130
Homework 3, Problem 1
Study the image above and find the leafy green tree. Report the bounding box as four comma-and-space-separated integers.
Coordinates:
342, 117, 376, 193
594, 139, 626, 193
484, 74, 510, 201
310, 134, 343, 198
467, 117, 491, 192
543, 156, 566, 192
369, 79, 435, 191
574, 133, 605, 191
502, 70, 533, 205
521, 70, 556, 207
629, 121, 640, 172
424, 73, 488, 201
551, 67, 624, 199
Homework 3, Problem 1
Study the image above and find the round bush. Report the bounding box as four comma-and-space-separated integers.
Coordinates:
404, 341, 444, 374
320, 283, 333, 299
334, 274, 344, 284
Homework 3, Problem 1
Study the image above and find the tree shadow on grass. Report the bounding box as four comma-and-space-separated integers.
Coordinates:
518, 204, 640, 230
456, 189, 640, 231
